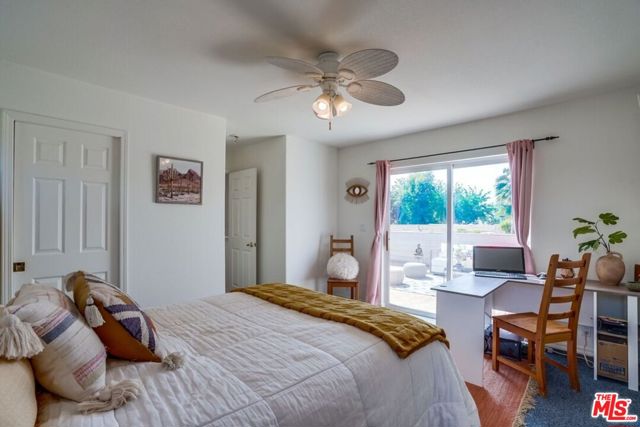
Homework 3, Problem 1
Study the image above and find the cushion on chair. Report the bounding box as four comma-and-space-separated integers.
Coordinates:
327, 253, 359, 280
67, 271, 161, 362
0, 358, 37, 427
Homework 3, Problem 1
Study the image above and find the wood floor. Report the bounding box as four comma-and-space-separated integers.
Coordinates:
466, 356, 530, 427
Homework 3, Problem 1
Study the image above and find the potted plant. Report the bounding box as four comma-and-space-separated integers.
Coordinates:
572, 213, 628, 285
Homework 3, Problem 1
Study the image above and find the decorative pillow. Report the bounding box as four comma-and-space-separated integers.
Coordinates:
1, 291, 141, 413
327, 253, 360, 280
11, 282, 77, 311
67, 272, 166, 363
0, 358, 37, 427
19, 301, 108, 400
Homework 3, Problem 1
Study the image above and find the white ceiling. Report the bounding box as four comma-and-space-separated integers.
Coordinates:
1, 0, 639, 147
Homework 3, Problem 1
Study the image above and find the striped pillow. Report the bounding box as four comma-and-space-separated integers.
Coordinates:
11, 282, 76, 311
8, 297, 108, 403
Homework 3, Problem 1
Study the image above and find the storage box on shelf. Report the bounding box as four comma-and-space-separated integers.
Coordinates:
597, 316, 629, 382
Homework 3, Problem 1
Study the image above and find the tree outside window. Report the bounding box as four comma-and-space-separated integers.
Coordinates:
390, 169, 512, 229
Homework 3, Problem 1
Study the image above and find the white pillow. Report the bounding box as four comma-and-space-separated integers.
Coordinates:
5, 284, 141, 413
327, 253, 359, 280
9, 299, 108, 402
0, 358, 37, 427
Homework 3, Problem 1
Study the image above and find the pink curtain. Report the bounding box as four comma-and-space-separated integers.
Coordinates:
366, 160, 390, 305
507, 140, 536, 274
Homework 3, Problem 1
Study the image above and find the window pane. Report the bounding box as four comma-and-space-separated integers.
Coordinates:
388, 169, 448, 316
452, 162, 518, 279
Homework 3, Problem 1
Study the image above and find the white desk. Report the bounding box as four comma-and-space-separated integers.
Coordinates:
434, 275, 639, 390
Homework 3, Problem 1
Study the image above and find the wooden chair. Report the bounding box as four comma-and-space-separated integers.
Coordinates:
327, 235, 359, 300
492, 253, 592, 396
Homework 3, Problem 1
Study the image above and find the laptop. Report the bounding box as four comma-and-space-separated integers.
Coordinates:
473, 246, 527, 280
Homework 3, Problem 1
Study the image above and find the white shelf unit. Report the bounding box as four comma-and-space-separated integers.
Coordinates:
592, 288, 639, 391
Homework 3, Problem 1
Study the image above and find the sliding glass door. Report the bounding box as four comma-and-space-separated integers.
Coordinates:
385, 156, 517, 317
387, 166, 449, 317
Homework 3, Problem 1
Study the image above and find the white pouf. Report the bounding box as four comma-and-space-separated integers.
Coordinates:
327, 253, 359, 280
389, 266, 405, 287
403, 262, 428, 279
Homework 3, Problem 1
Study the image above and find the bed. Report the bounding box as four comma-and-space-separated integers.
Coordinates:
35, 291, 480, 427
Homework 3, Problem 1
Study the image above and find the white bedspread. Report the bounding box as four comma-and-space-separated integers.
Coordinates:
37, 292, 479, 427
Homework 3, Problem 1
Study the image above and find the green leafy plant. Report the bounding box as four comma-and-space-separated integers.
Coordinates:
572, 212, 628, 253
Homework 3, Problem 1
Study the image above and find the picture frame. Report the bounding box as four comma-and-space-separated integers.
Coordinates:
155, 155, 203, 205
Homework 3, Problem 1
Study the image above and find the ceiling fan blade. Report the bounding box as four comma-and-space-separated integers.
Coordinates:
254, 85, 312, 103
339, 49, 399, 80
347, 80, 405, 106
266, 56, 323, 75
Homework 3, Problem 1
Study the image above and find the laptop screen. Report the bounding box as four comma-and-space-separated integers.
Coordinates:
473, 246, 525, 273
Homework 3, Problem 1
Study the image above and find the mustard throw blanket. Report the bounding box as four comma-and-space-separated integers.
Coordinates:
234, 284, 448, 358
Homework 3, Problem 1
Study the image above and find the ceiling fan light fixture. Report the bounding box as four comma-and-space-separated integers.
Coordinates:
333, 94, 352, 116
314, 109, 332, 120
312, 93, 333, 119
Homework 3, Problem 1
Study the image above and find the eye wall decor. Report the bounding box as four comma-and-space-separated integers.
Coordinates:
344, 178, 370, 204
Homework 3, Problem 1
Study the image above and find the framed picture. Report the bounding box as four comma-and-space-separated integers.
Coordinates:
155, 155, 203, 205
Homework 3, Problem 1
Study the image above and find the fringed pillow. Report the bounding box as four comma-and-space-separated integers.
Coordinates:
10, 282, 77, 310
66, 271, 183, 369
1, 285, 141, 413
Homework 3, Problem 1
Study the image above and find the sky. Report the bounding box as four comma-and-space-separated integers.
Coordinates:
158, 157, 202, 174
454, 163, 508, 202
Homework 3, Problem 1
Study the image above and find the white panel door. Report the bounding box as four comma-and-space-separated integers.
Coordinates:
12, 121, 119, 294
228, 168, 257, 289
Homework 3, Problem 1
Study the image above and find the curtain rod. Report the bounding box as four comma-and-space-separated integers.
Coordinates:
366, 136, 559, 165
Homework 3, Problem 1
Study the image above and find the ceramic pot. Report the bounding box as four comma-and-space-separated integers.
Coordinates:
596, 252, 625, 286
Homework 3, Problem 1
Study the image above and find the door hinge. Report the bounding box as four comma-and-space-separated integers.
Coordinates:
13, 262, 26, 272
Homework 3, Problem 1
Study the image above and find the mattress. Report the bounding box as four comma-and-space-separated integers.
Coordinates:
36, 292, 480, 427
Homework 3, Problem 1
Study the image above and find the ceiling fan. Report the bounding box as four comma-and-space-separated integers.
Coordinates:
254, 49, 405, 128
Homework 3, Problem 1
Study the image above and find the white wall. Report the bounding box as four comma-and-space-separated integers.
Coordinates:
0, 60, 227, 307
338, 86, 640, 297
285, 136, 338, 290
226, 137, 286, 285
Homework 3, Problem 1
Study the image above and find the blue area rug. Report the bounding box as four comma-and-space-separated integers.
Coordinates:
524, 353, 639, 426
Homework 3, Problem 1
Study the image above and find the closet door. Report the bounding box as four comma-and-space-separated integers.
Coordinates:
12, 121, 119, 293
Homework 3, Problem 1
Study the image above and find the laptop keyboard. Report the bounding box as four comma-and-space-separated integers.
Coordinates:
474, 271, 527, 280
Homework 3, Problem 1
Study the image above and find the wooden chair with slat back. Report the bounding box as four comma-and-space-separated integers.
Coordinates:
492, 253, 591, 396
327, 235, 359, 299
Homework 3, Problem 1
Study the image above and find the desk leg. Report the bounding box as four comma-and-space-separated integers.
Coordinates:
593, 292, 598, 382
628, 296, 638, 391
436, 291, 486, 387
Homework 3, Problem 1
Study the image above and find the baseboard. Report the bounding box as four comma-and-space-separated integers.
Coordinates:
546, 342, 594, 359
